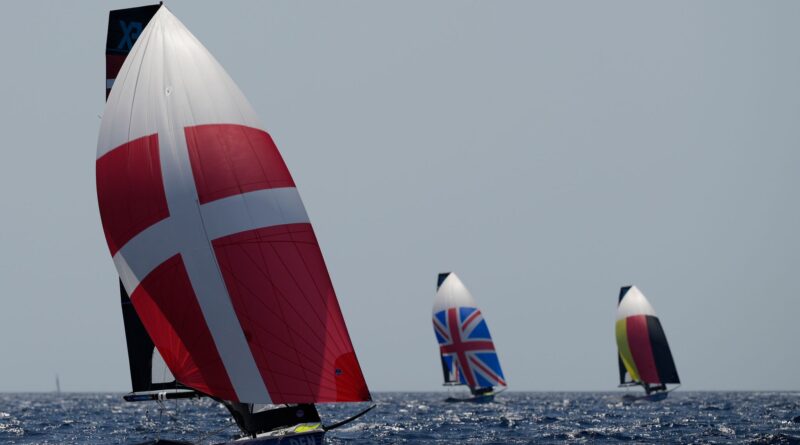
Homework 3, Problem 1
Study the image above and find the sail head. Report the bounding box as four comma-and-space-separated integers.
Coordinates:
432, 273, 506, 391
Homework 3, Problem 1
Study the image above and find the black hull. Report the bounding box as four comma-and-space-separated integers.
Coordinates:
133, 441, 193, 445
621, 391, 669, 403
133, 430, 324, 445
445, 393, 495, 404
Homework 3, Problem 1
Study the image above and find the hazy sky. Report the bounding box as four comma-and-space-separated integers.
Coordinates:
1, 1, 798, 392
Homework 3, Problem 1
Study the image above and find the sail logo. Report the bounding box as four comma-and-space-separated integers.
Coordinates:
117, 20, 143, 50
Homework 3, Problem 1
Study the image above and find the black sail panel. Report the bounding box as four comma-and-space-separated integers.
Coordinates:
646, 316, 680, 384
120, 280, 178, 392
618, 355, 628, 385
618, 286, 632, 304
120, 281, 155, 391
441, 356, 455, 384
105, 4, 161, 98
437, 272, 451, 291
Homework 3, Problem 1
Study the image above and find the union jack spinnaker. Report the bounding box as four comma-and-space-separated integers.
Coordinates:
432, 273, 506, 395
97, 4, 370, 407
616, 286, 680, 396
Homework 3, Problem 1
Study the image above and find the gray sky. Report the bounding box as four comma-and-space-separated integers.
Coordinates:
1, 1, 798, 392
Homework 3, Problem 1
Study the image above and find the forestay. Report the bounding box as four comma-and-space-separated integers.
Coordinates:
96, 5, 370, 405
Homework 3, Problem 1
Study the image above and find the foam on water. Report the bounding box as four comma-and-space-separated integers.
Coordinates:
0, 392, 798, 444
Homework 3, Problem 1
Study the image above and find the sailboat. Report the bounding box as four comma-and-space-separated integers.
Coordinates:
432, 273, 506, 403
97, 4, 373, 443
616, 285, 680, 402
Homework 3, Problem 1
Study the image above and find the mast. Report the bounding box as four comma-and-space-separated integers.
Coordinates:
432, 273, 506, 394
105, 4, 186, 400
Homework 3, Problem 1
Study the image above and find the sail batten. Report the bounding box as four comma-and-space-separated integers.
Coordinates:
432, 273, 505, 392
615, 286, 680, 388
98, 5, 369, 404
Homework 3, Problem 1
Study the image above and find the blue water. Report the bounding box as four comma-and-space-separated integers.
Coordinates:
1, 392, 799, 444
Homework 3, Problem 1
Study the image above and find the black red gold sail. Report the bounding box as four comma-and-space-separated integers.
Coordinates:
616, 286, 680, 386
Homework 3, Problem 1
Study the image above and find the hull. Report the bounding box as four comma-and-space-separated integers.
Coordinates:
133, 427, 325, 445
621, 391, 669, 403
229, 430, 325, 445
134, 441, 193, 445
445, 393, 495, 404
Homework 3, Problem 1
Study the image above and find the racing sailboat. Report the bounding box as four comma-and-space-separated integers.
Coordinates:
98, 5, 372, 443
616, 285, 680, 401
432, 273, 506, 403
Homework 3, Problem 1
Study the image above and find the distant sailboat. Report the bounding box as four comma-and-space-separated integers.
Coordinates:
432, 273, 506, 403
616, 286, 680, 401
98, 4, 373, 443
55, 374, 61, 394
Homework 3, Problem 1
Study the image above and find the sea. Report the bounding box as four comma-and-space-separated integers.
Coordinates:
1, 392, 798, 444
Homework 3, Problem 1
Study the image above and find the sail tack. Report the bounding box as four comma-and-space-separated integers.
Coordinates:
432, 273, 505, 390
616, 286, 680, 386
97, 6, 369, 404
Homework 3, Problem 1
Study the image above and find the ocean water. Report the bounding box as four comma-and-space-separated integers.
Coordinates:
0, 392, 798, 444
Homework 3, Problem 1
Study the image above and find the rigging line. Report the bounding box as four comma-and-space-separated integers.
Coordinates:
174, 392, 179, 429
193, 418, 236, 445
156, 398, 165, 441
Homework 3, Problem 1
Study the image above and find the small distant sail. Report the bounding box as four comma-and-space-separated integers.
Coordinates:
432, 273, 506, 393
616, 286, 680, 389
97, 5, 369, 405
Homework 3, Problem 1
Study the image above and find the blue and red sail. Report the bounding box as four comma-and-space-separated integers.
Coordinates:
432, 273, 505, 391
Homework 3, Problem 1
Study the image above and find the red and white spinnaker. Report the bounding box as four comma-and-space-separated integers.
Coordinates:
96, 6, 369, 405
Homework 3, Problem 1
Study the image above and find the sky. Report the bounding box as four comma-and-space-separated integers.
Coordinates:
0, 1, 798, 393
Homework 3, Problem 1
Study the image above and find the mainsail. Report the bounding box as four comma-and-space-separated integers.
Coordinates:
96, 5, 370, 405
432, 273, 506, 393
105, 4, 160, 99
616, 286, 680, 390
